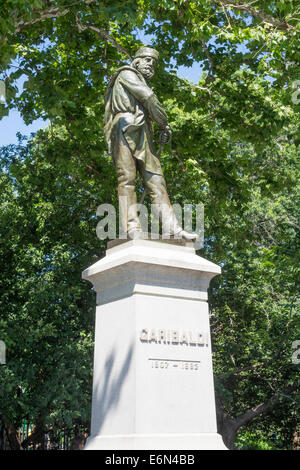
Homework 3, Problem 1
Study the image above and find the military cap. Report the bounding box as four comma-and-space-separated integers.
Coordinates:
134, 46, 159, 61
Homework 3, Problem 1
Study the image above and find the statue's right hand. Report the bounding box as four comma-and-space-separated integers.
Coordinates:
159, 126, 172, 145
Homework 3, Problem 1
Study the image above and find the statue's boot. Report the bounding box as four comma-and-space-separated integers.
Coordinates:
175, 230, 199, 241
127, 228, 145, 239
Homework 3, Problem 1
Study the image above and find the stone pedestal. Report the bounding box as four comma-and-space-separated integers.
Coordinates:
82, 239, 227, 450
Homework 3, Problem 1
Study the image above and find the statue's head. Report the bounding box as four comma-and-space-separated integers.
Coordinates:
132, 47, 159, 80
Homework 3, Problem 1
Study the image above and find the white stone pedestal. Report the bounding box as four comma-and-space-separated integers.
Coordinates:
82, 239, 227, 450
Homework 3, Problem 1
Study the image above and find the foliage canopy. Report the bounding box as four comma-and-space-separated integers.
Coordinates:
0, 0, 299, 449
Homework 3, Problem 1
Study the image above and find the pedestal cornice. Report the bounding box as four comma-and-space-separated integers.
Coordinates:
82, 239, 221, 305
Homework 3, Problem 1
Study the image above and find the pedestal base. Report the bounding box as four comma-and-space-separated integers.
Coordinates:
85, 433, 226, 450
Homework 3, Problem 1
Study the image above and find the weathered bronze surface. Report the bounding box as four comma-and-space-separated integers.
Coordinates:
103, 46, 197, 240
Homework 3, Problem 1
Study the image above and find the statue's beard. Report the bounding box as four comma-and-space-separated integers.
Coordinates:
136, 64, 154, 80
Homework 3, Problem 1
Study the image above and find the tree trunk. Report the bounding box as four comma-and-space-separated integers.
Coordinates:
215, 394, 238, 449
3, 421, 23, 451
215, 387, 294, 449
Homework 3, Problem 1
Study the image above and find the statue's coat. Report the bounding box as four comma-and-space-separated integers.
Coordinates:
104, 66, 168, 175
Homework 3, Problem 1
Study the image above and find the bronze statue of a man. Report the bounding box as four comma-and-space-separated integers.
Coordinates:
103, 46, 198, 240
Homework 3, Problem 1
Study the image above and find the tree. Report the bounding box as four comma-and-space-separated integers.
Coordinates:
0, 131, 112, 449
0, 0, 299, 449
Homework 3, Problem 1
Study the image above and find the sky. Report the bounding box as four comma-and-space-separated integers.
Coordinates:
0, 74, 49, 147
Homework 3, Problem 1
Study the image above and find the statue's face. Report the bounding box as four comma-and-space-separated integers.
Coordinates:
136, 56, 156, 80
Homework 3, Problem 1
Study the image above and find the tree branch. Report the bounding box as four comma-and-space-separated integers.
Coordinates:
75, 16, 132, 60
235, 395, 279, 429
201, 39, 215, 76
10, 1, 132, 61
14, 1, 95, 33
235, 384, 299, 429
214, 1, 295, 31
